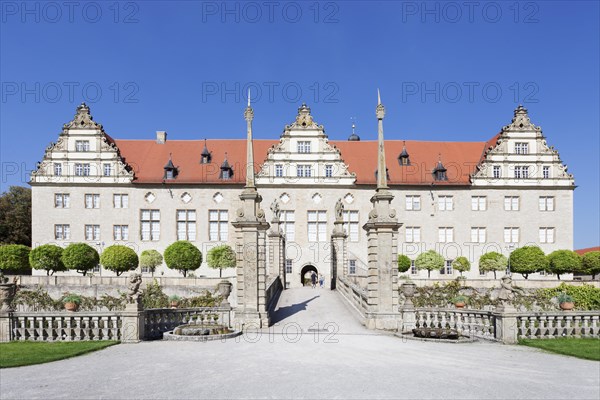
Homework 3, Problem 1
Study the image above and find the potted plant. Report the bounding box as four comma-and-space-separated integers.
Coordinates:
557, 293, 574, 310
169, 294, 181, 309
62, 293, 82, 312
451, 295, 468, 309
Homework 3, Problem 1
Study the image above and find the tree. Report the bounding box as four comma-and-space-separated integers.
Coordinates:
62, 243, 99, 276
547, 250, 582, 280
100, 245, 139, 276
0, 244, 31, 275
415, 250, 444, 278
140, 250, 163, 277
164, 241, 202, 277
397, 254, 411, 273
452, 256, 471, 276
509, 246, 548, 279
0, 186, 31, 246
581, 251, 600, 279
29, 244, 66, 276
478, 252, 507, 279
207, 245, 236, 278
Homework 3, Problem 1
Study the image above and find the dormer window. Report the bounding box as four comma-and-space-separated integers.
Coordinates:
220, 154, 233, 180
200, 139, 212, 164
297, 141, 311, 153
164, 156, 178, 180
75, 140, 90, 152
515, 142, 529, 154
398, 142, 410, 166
432, 158, 447, 181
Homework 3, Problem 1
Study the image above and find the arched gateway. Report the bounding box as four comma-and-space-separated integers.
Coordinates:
300, 265, 318, 286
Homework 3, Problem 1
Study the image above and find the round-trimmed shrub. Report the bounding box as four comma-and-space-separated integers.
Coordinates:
140, 249, 163, 276
62, 243, 99, 276
164, 241, 202, 277
397, 254, 411, 273
100, 245, 139, 276
478, 252, 507, 279
0, 244, 31, 274
509, 246, 548, 279
582, 251, 600, 279
415, 250, 444, 278
452, 256, 471, 276
207, 245, 236, 278
547, 250, 582, 280
29, 244, 65, 276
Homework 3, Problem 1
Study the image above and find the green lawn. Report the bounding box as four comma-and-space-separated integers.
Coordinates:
0, 341, 119, 368
519, 338, 600, 361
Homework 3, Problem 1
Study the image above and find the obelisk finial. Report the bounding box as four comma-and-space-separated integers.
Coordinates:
376, 90, 388, 190
244, 90, 255, 189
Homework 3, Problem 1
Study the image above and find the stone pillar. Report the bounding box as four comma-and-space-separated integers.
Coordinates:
331, 216, 347, 290
494, 310, 519, 344
268, 206, 286, 289
121, 302, 145, 343
0, 282, 16, 342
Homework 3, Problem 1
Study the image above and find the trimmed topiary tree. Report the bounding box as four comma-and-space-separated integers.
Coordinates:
582, 251, 600, 279
207, 244, 236, 278
547, 250, 582, 280
397, 254, 411, 273
509, 246, 548, 279
62, 243, 99, 276
0, 244, 31, 275
100, 245, 139, 276
29, 244, 65, 276
140, 249, 163, 277
478, 252, 507, 279
452, 256, 471, 276
164, 241, 202, 277
415, 250, 444, 278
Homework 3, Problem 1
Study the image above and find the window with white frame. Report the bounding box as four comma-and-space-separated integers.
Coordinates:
307, 210, 327, 242
539, 196, 554, 211
440, 260, 453, 275
542, 166, 550, 179
280, 211, 295, 241
410, 260, 417, 274
209, 210, 228, 241
504, 227, 519, 243
438, 196, 453, 211
54, 163, 62, 176
275, 164, 283, 177
514, 166, 529, 179
539, 227, 555, 243
85, 194, 100, 209
297, 141, 311, 153
438, 227, 454, 243
285, 259, 293, 274
113, 225, 129, 241
504, 196, 519, 211
141, 210, 160, 241
515, 142, 529, 154
113, 194, 129, 209
54, 193, 70, 208
405, 227, 421, 243
297, 165, 312, 177
325, 165, 333, 178
85, 225, 100, 241
471, 196, 487, 211
54, 224, 70, 240
177, 210, 197, 241
405, 195, 421, 211
343, 210, 359, 242
75, 163, 91, 176
349, 259, 356, 275
103, 163, 112, 177
470, 227, 486, 243
493, 165, 501, 179
75, 140, 90, 152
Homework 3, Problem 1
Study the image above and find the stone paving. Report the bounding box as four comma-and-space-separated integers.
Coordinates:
1, 287, 599, 399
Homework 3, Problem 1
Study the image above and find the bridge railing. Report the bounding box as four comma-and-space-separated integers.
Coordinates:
337, 276, 369, 319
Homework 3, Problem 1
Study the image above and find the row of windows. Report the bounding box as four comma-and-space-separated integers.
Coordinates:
492, 165, 551, 179
54, 163, 113, 177
403, 226, 556, 244
55, 193, 129, 209
274, 164, 335, 178
405, 195, 555, 212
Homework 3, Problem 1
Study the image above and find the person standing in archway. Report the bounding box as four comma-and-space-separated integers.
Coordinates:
319, 273, 324, 289
311, 271, 317, 288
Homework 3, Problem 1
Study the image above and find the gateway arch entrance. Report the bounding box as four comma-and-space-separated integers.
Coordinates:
300, 264, 318, 286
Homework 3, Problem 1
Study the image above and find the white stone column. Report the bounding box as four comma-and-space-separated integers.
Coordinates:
331, 217, 347, 290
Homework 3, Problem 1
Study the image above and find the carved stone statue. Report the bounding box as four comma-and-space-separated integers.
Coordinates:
497, 275, 525, 310
270, 199, 280, 221
335, 198, 344, 222
127, 272, 142, 304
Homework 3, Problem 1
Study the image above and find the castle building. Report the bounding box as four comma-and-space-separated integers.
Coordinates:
29, 102, 575, 286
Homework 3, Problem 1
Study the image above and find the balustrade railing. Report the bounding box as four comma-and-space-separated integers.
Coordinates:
144, 307, 232, 340
517, 312, 600, 339
10, 312, 122, 341
414, 308, 496, 339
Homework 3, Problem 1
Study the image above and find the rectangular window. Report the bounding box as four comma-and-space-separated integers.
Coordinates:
113, 225, 129, 241
307, 210, 327, 242
75, 163, 83, 176
177, 210, 197, 241
297, 141, 311, 153
470, 227, 486, 243
75, 140, 90, 152
440, 260, 453, 275
141, 209, 161, 241
343, 210, 359, 242
539, 196, 554, 211
405, 227, 421, 243
85, 225, 100, 241
349, 259, 356, 275
325, 165, 333, 178
54, 224, 70, 240
85, 194, 100, 209
285, 259, 293, 274
405, 195, 421, 211
209, 210, 228, 241
54, 163, 62, 176
297, 165, 312, 177
438, 227, 454, 243
438, 196, 453, 211
504, 196, 519, 211
113, 194, 129, 209
471, 196, 487, 211
281, 211, 295, 242
504, 227, 519, 243
410, 260, 417, 275
539, 227, 555, 243
103, 163, 112, 177
54, 193, 70, 208
275, 164, 283, 177
514, 166, 529, 179
515, 142, 529, 154
493, 166, 501, 179
542, 166, 550, 179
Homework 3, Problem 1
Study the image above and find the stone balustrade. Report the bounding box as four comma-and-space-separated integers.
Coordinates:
414, 308, 496, 340
144, 307, 232, 340
516, 312, 600, 339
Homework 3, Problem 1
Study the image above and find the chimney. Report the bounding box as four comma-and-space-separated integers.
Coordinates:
156, 131, 167, 144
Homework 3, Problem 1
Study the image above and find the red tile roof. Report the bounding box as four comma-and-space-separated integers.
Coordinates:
114, 137, 491, 185
575, 247, 600, 256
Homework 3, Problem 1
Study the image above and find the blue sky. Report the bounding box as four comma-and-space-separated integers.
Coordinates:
1, 1, 598, 248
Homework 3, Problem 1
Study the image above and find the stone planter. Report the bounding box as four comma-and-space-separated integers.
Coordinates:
400, 282, 416, 308
170, 301, 179, 309
218, 280, 233, 307
559, 302, 574, 311
454, 302, 466, 309
0, 283, 16, 312
64, 302, 79, 312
